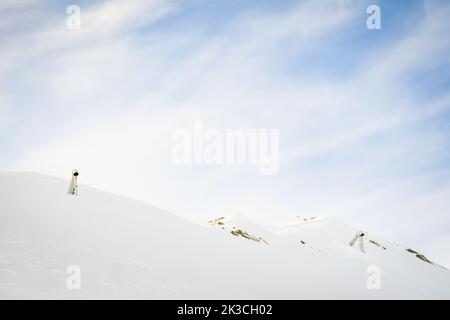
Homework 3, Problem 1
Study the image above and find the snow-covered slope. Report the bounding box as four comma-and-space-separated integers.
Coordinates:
1, 172, 449, 299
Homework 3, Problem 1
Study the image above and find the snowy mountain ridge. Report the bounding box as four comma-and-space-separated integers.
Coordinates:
0, 172, 449, 299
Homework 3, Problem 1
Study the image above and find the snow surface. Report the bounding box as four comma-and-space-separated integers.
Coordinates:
0, 172, 449, 299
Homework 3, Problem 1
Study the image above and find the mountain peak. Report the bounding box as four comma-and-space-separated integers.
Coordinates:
1, 172, 449, 299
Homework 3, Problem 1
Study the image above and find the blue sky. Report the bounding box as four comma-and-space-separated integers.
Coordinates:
1, 0, 449, 266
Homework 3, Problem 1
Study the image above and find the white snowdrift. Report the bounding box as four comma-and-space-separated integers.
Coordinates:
0, 172, 449, 299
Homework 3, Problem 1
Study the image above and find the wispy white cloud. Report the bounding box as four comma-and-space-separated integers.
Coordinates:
78, 0, 178, 36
